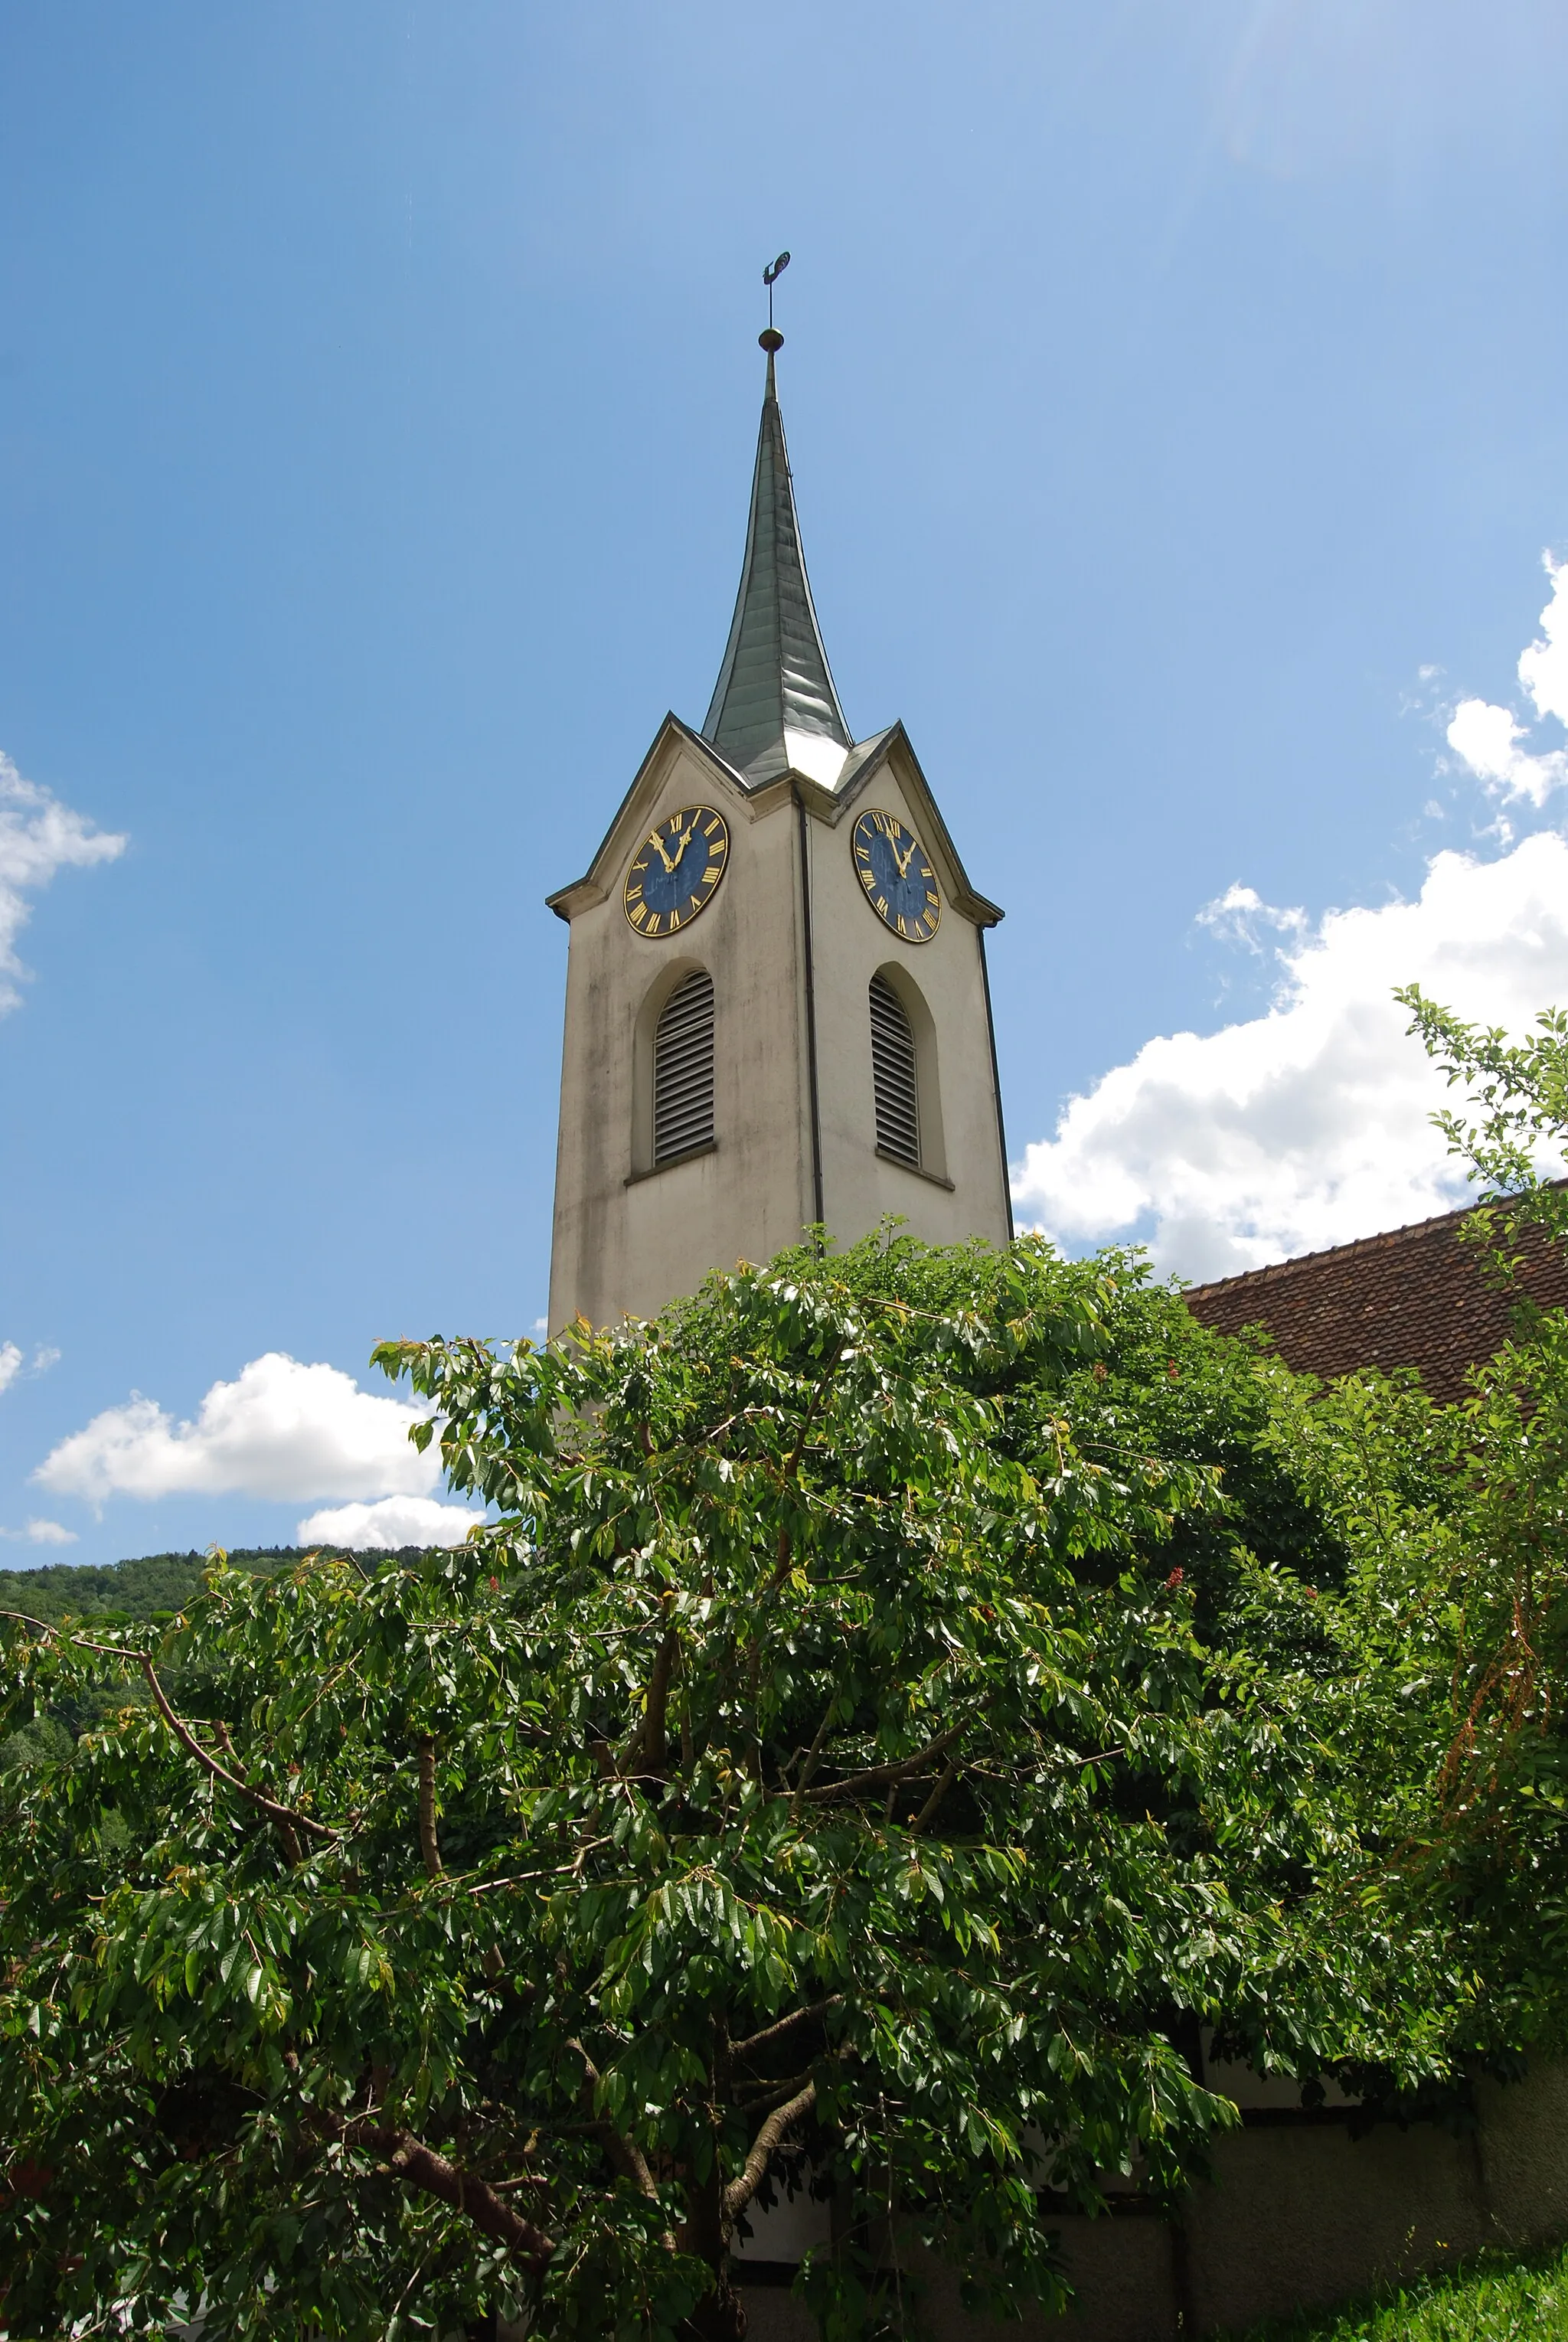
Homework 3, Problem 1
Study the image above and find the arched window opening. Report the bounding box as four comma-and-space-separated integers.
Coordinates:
653, 968, 716, 1164
870, 972, 920, 1167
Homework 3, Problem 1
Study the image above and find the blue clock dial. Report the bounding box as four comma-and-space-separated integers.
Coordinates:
851, 809, 941, 942
624, 805, 730, 936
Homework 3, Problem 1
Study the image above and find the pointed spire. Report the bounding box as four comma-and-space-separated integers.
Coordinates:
702, 332, 852, 788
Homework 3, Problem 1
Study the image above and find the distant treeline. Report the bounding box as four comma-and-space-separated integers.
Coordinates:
0, 1548, 430, 1628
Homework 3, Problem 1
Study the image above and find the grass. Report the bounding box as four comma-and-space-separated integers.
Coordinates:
1233, 2237, 1568, 2339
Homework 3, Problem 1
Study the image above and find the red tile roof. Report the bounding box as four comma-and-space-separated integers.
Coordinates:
1183, 1196, 1568, 1403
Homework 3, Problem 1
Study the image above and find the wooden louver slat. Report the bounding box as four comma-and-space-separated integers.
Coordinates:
870, 973, 920, 1166
653, 968, 716, 1164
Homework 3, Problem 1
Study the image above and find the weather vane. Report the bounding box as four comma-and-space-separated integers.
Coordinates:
761, 250, 790, 350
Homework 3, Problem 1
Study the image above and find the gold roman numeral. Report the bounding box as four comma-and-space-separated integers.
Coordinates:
703, 867, 720, 884
629, 902, 648, 928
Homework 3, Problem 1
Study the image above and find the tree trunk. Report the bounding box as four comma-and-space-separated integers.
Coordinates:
679, 2267, 745, 2342
678, 2164, 747, 2342
681, 2268, 747, 2342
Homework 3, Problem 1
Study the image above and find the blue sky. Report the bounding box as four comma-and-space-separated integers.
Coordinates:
5, 2, 1568, 1565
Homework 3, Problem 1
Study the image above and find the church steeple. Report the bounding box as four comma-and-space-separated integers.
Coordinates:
702, 332, 853, 789
545, 300, 1010, 1338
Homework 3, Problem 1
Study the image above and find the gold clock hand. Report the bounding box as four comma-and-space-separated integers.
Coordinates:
648, 828, 677, 874
668, 822, 697, 869
893, 836, 916, 879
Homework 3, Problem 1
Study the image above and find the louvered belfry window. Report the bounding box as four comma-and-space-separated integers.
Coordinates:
652, 968, 716, 1164
870, 972, 920, 1166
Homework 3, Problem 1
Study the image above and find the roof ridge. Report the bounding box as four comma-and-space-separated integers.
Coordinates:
1185, 1179, 1568, 1299
1184, 1193, 1481, 1299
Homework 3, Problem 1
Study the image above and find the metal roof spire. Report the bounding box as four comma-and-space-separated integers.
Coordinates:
702, 289, 852, 789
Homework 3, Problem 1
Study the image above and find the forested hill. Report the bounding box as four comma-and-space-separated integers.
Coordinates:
0, 1548, 422, 1627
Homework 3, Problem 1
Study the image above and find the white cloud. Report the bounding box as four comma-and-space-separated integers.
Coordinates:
0, 751, 126, 1012
0, 1343, 61, 1397
0, 1518, 77, 1547
34, 1352, 440, 1507
1446, 557, 1568, 808
1012, 831, 1568, 1282
1520, 558, 1568, 728
296, 1494, 485, 1551
1194, 884, 1308, 955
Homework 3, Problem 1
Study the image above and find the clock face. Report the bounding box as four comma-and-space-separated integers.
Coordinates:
624, 805, 730, 936
852, 809, 941, 942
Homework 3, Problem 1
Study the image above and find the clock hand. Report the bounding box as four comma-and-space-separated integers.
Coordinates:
667, 822, 697, 870
893, 837, 916, 879
648, 828, 678, 874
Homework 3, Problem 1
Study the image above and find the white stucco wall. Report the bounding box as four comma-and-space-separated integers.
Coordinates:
546, 726, 1009, 1334
807, 740, 1010, 1256
547, 733, 812, 1331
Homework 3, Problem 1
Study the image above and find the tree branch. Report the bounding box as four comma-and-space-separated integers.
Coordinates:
417, 1735, 443, 1879
0, 1609, 338, 1852
0, 1607, 136, 1655
799, 1715, 973, 1805
723, 2080, 817, 2220
909, 1756, 960, 1837
736, 2069, 812, 2112
635, 1626, 678, 1777
341, 2118, 554, 2269
791, 1687, 846, 1808
731, 1997, 843, 2061
565, 2038, 659, 2202
139, 1656, 340, 1841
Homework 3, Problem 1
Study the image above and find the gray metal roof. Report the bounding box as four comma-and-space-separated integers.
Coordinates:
702, 345, 851, 786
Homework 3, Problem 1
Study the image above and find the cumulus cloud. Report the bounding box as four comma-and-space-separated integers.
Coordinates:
1446, 557, 1568, 808
0, 1518, 77, 1547
0, 751, 126, 1012
1012, 831, 1568, 1282
296, 1495, 485, 1551
34, 1352, 440, 1507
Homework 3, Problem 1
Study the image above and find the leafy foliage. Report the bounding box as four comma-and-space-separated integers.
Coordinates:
5, 1124, 1567, 2337
1253, 992, 1568, 2070
0, 1237, 1466, 2340
0, 1547, 328, 1629
0, 1550, 235, 1628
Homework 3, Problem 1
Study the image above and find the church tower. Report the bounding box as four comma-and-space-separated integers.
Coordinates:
545, 330, 1011, 1331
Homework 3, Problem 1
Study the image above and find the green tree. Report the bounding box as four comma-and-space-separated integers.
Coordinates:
1250, 991, 1568, 2074
0, 1242, 1455, 2340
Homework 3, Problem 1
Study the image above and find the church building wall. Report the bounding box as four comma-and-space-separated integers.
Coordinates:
547, 737, 815, 1331
805, 753, 1010, 1255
